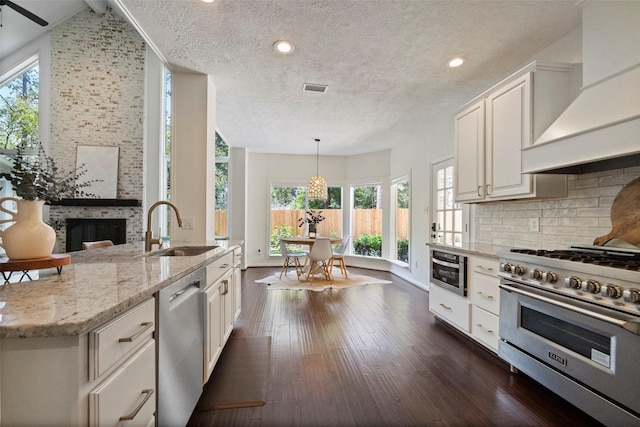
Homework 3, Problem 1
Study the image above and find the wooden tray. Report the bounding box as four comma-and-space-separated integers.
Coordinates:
0, 254, 71, 284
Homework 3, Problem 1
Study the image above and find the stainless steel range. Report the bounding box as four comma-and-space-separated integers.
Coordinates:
498, 245, 640, 426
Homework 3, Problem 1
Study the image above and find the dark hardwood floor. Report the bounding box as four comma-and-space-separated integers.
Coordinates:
188, 267, 603, 427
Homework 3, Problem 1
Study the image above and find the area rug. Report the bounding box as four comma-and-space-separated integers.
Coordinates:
195, 336, 271, 410
256, 268, 391, 291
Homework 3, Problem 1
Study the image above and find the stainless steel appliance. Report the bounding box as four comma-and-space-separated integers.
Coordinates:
498, 245, 640, 426
431, 249, 467, 296
157, 268, 205, 427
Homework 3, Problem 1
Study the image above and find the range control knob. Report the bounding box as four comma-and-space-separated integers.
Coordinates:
501, 263, 514, 273
565, 276, 582, 290
531, 268, 544, 280
513, 265, 527, 276
601, 284, 623, 299
623, 288, 640, 304
545, 271, 559, 283
585, 280, 601, 294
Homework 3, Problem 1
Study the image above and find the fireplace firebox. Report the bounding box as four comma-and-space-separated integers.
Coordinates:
66, 218, 126, 252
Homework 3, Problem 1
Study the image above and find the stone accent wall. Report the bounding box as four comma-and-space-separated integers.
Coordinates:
48, 8, 145, 250
474, 166, 640, 250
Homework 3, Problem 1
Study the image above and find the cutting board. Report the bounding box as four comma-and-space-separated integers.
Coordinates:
594, 176, 640, 247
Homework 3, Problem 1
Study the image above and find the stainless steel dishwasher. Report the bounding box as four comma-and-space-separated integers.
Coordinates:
156, 267, 205, 427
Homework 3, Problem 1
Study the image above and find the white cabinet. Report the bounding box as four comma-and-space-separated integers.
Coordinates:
203, 250, 237, 382
233, 248, 242, 321
89, 298, 156, 426
429, 251, 502, 354
428, 284, 471, 333
0, 298, 156, 426
455, 61, 570, 203
469, 256, 500, 352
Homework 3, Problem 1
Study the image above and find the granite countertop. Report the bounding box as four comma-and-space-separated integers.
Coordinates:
0, 240, 242, 339
427, 242, 516, 258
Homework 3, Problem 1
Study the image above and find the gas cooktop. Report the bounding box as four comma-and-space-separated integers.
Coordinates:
509, 247, 640, 271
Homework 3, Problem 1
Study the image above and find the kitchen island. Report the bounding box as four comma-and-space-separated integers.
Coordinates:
0, 240, 242, 426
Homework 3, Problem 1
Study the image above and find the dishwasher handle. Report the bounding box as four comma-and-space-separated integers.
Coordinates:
168, 280, 201, 304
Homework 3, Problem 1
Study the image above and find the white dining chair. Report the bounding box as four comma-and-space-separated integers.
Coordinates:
306, 237, 333, 284
279, 240, 305, 279
330, 235, 350, 278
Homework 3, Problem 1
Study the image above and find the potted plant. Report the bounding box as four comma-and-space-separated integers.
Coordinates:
0, 142, 96, 259
298, 210, 325, 238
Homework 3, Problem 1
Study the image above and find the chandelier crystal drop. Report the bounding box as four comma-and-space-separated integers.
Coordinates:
307, 138, 328, 200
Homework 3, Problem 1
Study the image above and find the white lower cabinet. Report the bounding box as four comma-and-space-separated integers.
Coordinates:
428, 284, 471, 333
429, 252, 501, 353
89, 340, 156, 427
204, 251, 236, 382
0, 298, 156, 426
233, 248, 242, 321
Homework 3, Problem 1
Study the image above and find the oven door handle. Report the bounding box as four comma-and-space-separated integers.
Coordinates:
499, 284, 640, 336
432, 258, 460, 269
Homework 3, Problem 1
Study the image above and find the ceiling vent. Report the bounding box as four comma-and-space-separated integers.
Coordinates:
302, 83, 328, 93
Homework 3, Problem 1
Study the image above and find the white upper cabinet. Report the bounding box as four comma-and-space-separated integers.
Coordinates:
455, 61, 572, 203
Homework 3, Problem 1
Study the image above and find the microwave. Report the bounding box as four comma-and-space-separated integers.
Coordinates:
430, 249, 467, 297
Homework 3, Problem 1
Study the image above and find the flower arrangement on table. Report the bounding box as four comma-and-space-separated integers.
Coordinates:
298, 210, 324, 237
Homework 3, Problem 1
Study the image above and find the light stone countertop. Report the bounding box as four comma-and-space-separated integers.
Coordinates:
427, 242, 519, 258
0, 240, 242, 339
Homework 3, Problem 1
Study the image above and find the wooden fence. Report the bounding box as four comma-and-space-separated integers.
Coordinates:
215, 209, 409, 239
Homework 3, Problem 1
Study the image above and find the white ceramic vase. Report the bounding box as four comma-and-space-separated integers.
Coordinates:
0, 198, 56, 260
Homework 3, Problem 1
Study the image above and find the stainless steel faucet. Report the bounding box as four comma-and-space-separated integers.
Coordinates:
145, 201, 184, 251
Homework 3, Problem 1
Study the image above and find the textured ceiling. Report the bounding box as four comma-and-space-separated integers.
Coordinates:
11, 0, 583, 156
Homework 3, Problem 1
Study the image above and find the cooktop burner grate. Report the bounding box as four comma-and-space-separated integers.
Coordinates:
509, 248, 640, 271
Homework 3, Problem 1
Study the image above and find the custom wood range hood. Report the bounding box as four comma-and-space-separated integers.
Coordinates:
522, 2, 640, 174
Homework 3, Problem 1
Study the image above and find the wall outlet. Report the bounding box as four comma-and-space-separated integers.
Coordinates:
182, 216, 195, 229
529, 217, 540, 232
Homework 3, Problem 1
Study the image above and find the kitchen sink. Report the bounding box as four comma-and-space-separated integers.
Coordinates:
150, 245, 218, 257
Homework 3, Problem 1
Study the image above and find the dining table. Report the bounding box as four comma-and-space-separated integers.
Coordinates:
280, 236, 345, 278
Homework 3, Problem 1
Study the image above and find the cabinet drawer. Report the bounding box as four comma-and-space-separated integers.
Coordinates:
90, 339, 156, 427
470, 273, 500, 315
472, 306, 499, 352
90, 298, 155, 380
471, 257, 499, 277
206, 252, 234, 286
429, 285, 471, 333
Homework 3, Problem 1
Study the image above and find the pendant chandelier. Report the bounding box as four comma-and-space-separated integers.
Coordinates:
307, 138, 328, 200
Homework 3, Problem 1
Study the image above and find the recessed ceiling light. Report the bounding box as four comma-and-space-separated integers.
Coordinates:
448, 57, 465, 68
273, 40, 295, 55
201, 0, 215, 3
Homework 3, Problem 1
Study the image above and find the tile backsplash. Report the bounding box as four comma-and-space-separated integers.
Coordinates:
474, 166, 640, 250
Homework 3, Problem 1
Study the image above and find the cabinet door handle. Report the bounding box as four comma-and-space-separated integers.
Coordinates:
439, 303, 452, 310
475, 324, 494, 334
476, 291, 494, 300
119, 322, 153, 343
486, 184, 491, 195
477, 186, 483, 197
222, 279, 229, 295
119, 388, 154, 421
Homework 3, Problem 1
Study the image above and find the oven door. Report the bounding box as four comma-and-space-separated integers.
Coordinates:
430, 250, 466, 296
499, 280, 640, 417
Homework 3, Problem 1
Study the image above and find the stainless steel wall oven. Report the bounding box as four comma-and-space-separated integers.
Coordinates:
430, 249, 467, 296
498, 246, 640, 426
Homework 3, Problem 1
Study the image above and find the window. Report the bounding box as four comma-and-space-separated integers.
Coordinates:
352, 184, 382, 257
215, 132, 229, 238
158, 68, 172, 238
0, 59, 40, 206
392, 177, 409, 264
432, 158, 466, 245
269, 185, 342, 255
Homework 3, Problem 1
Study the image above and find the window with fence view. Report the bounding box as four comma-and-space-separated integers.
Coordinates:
352, 184, 383, 257
270, 185, 342, 254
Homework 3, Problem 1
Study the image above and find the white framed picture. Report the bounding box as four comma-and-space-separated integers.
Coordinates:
76, 146, 119, 198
